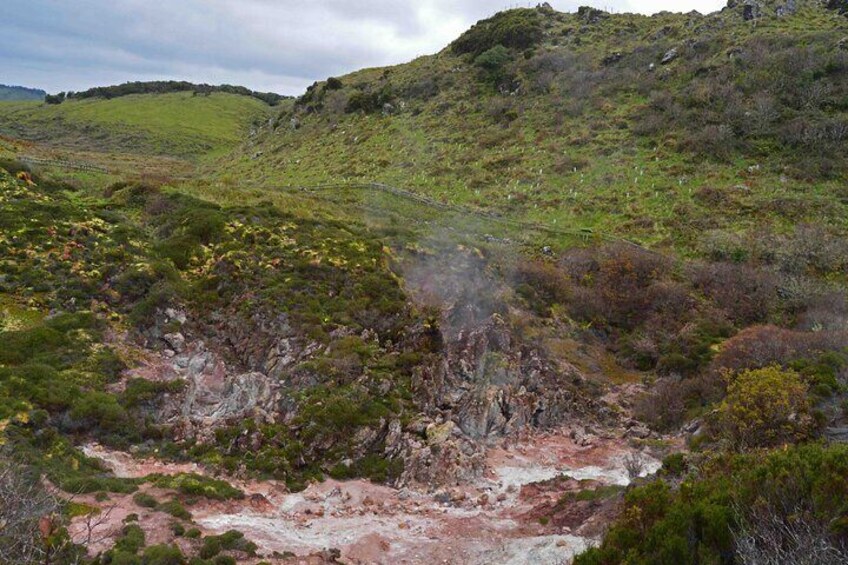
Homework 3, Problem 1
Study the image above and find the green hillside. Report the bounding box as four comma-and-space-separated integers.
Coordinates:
0, 91, 275, 159
227, 0, 848, 250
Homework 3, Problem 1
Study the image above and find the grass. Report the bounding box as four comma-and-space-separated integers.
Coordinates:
0, 92, 273, 160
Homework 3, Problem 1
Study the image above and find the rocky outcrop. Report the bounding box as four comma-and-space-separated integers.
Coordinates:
414, 313, 599, 441
149, 341, 281, 442
211, 310, 323, 384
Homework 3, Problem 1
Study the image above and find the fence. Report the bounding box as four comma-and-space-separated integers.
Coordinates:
18, 156, 109, 174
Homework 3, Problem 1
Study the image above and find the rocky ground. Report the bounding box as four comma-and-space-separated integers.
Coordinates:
72, 426, 665, 564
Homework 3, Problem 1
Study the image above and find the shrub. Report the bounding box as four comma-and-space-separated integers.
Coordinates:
325, 77, 343, 90
141, 544, 185, 565
473, 45, 513, 85
159, 499, 191, 520
689, 262, 777, 326
345, 85, 394, 114
712, 325, 848, 375
148, 474, 243, 500
199, 537, 222, 559
132, 492, 158, 508
114, 524, 146, 554
715, 366, 813, 449
660, 453, 687, 477
577, 444, 848, 565
634, 378, 686, 431
451, 8, 543, 56
68, 392, 129, 434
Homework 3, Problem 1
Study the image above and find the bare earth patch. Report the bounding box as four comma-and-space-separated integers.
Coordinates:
73, 426, 665, 564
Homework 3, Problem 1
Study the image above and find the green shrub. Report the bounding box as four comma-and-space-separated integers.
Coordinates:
577, 444, 848, 564
148, 473, 244, 500
716, 366, 813, 449
207, 530, 257, 555
326, 77, 343, 90
159, 499, 192, 520
345, 85, 394, 114
0, 327, 64, 365
58, 475, 139, 494
69, 392, 129, 433
660, 453, 687, 477
122, 379, 185, 409
451, 8, 543, 56
199, 537, 221, 559
115, 524, 146, 554
141, 544, 185, 565
473, 45, 513, 85
133, 492, 159, 508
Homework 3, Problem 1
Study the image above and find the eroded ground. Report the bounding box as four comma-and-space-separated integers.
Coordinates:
73, 427, 665, 564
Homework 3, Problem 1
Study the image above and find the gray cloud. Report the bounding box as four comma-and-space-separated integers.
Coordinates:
0, 0, 725, 95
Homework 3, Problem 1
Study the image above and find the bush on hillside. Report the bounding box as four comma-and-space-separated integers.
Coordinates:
575, 444, 848, 565
474, 45, 514, 85
715, 366, 813, 449
451, 8, 544, 56
345, 84, 395, 114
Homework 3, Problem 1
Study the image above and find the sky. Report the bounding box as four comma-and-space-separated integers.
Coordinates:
1, 0, 726, 96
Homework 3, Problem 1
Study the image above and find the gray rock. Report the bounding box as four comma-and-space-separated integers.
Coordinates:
162, 332, 186, 353
661, 48, 679, 65
742, 1, 762, 21
183, 370, 277, 423
164, 308, 187, 325
776, 0, 797, 16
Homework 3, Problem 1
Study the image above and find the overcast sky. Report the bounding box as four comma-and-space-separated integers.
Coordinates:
2, 0, 726, 96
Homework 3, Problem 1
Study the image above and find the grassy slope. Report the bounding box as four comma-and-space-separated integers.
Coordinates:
0, 92, 273, 160
220, 2, 847, 251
